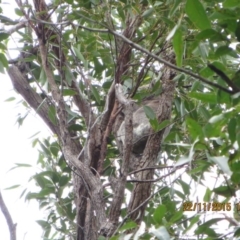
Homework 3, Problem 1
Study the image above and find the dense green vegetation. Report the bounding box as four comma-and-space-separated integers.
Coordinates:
1, 0, 240, 239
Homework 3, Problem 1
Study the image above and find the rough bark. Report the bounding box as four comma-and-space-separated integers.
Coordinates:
8, 1, 177, 238
7, 66, 60, 136
128, 55, 176, 222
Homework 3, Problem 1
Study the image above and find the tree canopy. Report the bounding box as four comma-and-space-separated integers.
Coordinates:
1, 0, 240, 239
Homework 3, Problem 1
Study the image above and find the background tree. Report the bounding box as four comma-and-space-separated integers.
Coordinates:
1, 0, 240, 239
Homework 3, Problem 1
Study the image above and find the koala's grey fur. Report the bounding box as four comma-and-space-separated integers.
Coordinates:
117, 99, 160, 154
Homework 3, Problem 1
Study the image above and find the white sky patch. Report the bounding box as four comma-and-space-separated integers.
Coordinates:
0, 73, 50, 239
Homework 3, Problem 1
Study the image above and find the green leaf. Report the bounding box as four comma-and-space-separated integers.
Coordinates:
4, 185, 21, 190
215, 46, 238, 58
119, 220, 137, 231
183, 215, 200, 234
26, 192, 45, 200
0, 32, 9, 42
196, 29, 225, 42
231, 172, 240, 184
143, 105, 156, 120
49, 142, 59, 157
175, 139, 197, 167
98, 237, 107, 240
173, 29, 183, 67
237, 133, 240, 151
208, 114, 224, 124
166, 25, 179, 41
186, 0, 211, 30
34, 175, 47, 188
48, 105, 57, 125
91, 85, 101, 104
228, 118, 237, 143
65, 66, 73, 85
169, 210, 183, 223
59, 175, 69, 187
65, 0, 73, 4
15, 163, 32, 167
234, 227, 240, 237
73, 46, 87, 69
217, 89, 231, 104
0, 15, 17, 25
36, 220, 50, 228
207, 154, 232, 175
19, 188, 27, 199
4, 97, 16, 102
14, 8, 24, 16
203, 188, 212, 202
62, 89, 77, 96
199, 106, 210, 120
153, 205, 167, 224
195, 218, 224, 237
175, 155, 192, 166
223, 0, 240, 8
200, 66, 214, 78
38, 187, 55, 196
235, 22, 240, 42
186, 117, 203, 140
142, 8, 154, 19
232, 69, 240, 88
212, 186, 235, 198
109, 236, 119, 240
156, 119, 170, 132
175, 189, 185, 200
229, 153, 240, 172
0, 52, 8, 68
0, 60, 4, 73
149, 118, 160, 131
169, 0, 182, 17
7, 163, 32, 172
178, 179, 190, 195
188, 92, 216, 104
39, 68, 46, 85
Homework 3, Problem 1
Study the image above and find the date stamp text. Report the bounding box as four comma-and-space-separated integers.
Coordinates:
183, 202, 232, 211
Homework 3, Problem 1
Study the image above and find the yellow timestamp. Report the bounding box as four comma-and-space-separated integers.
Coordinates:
183, 202, 232, 211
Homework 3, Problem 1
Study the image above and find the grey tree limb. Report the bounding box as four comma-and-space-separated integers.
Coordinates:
0, 191, 16, 240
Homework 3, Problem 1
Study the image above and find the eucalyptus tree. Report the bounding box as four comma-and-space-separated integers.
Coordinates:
1, 0, 240, 239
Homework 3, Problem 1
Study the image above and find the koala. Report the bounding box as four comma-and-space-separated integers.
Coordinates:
117, 99, 160, 154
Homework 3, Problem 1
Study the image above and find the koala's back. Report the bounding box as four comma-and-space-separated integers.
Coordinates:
118, 99, 159, 154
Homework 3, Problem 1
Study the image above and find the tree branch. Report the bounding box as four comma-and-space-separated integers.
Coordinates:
107, 29, 233, 94
0, 191, 16, 240
7, 65, 61, 136
5, 20, 27, 35
107, 84, 134, 228
75, 21, 234, 94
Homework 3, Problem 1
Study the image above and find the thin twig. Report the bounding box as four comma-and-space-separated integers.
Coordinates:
71, 15, 234, 94
127, 166, 186, 183
108, 29, 233, 94
129, 165, 174, 175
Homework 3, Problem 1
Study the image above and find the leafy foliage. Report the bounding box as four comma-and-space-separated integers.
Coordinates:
2, 0, 240, 239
